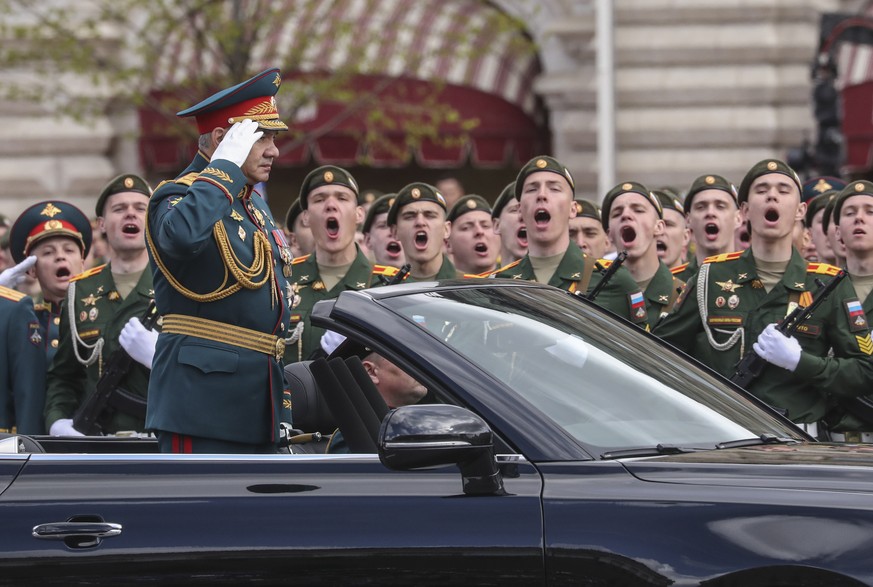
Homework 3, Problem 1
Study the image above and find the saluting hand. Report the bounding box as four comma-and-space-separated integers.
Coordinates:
210, 119, 263, 168
0, 255, 36, 289
753, 323, 802, 372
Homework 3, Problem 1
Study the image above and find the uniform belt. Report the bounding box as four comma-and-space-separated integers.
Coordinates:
829, 431, 873, 443
161, 314, 284, 361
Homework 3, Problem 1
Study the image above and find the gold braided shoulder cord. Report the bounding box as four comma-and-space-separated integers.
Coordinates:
146, 216, 276, 304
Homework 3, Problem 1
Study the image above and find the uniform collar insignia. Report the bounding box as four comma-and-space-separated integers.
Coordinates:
658, 295, 669, 303
356, 282, 366, 289
512, 274, 522, 279
737, 273, 748, 280
570, 272, 581, 279
794, 282, 805, 290
96, 286, 104, 294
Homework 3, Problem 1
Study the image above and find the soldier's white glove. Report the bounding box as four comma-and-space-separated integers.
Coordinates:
320, 330, 346, 355
119, 317, 158, 369
50, 418, 85, 437
753, 323, 802, 372
210, 119, 263, 168
0, 255, 36, 288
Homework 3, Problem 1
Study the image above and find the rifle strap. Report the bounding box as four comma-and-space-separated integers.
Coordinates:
697, 262, 745, 355
575, 253, 598, 295
67, 280, 105, 371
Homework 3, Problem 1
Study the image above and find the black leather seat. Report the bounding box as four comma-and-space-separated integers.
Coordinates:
283, 361, 337, 436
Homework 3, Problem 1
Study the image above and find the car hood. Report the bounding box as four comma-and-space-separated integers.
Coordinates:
623, 442, 873, 493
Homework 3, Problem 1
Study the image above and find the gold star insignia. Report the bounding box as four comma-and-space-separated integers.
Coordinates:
715, 279, 742, 293
81, 294, 101, 307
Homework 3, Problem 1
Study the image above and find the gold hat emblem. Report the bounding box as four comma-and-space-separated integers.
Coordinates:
466, 199, 477, 209
575, 202, 583, 213
364, 191, 376, 203
45, 220, 63, 231
388, 197, 395, 207
767, 161, 777, 171
705, 176, 715, 185
814, 178, 832, 193
40, 203, 62, 218
273, 73, 281, 87
124, 177, 134, 189
622, 183, 633, 191
536, 159, 547, 168
856, 182, 865, 192
411, 188, 421, 199
324, 171, 334, 183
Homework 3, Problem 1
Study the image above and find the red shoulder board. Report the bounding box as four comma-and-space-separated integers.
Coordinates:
70, 264, 106, 282
806, 262, 842, 276
703, 251, 743, 264
670, 262, 689, 275
291, 254, 311, 265
372, 264, 399, 277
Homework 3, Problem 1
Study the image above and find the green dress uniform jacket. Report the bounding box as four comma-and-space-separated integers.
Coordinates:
45, 264, 154, 433
644, 261, 686, 331
490, 245, 645, 325
670, 256, 698, 283
146, 152, 293, 446
0, 287, 46, 434
286, 247, 375, 363
655, 248, 873, 424
405, 255, 459, 282
32, 297, 62, 365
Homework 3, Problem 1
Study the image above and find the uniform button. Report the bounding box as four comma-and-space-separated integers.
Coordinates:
53, 317, 60, 325
51, 339, 58, 348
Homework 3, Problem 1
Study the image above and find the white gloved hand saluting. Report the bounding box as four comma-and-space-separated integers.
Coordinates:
119, 316, 159, 369
320, 330, 347, 355
0, 255, 36, 289
49, 418, 85, 437
210, 119, 263, 168
752, 323, 802, 372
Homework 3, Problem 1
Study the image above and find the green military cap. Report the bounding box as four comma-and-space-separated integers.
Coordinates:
362, 193, 395, 233
96, 173, 152, 216
387, 182, 447, 226
804, 191, 835, 227
177, 67, 288, 133
833, 180, 873, 225
359, 188, 383, 207
737, 159, 802, 205
447, 195, 491, 223
684, 174, 738, 213
299, 165, 359, 210
514, 156, 575, 200
601, 181, 662, 230
822, 192, 840, 232
573, 198, 601, 221
284, 198, 303, 230
652, 190, 684, 215
491, 181, 516, 219
9, 200, 92, 263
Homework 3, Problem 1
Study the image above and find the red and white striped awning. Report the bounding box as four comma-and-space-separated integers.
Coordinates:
141, 0, 545, 171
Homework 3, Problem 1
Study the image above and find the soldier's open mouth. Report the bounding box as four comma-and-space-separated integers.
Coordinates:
705, 223, 719, 235
656, 240, 667, 252
415, 231, 428, 247
56, 267, 70, 279
518, 227, 527, 240
326, 218, 339, 236
534, 210, 550, 225
764, 209, 780, 222
122, 224, 140, 234
386, 241, 402, 254
738, 230, 750, 244
620, 226, 636, 244
474, 242, 488, 253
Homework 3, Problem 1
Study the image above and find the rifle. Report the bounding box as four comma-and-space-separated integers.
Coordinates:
72, 301, 159, 435
582, 252, 628, 301
380, 263, 411, 286
730, 270, 847, 389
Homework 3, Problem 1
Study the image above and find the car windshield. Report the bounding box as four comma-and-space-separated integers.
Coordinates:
383, 285, 802, 454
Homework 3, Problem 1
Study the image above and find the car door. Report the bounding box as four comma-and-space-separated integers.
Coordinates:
0, 452, 544, 586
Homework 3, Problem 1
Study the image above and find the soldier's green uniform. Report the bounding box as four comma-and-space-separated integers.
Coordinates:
656, 243, 873, 424
0, 287, 46, 434
670, 257, 698, 283
644, 261, 685, 330
45, 263, 154, 433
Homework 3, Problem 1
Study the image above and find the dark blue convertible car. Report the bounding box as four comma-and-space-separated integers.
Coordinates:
1, 279, 872, 586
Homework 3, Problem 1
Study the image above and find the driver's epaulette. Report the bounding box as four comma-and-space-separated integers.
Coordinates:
70, 264, 106, 282
807, 262, 842, 276
671, 262, 689, 275
0, 285, 26, 302
703, 251, 743, 264
372, 264, 399, 277
489, 258, 521, 276
292, 254, 311, 265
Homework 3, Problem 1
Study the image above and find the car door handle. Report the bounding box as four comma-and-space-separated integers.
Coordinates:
32, 521, 122, 540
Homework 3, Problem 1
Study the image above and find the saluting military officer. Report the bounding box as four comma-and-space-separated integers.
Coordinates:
45, 175, 155, 436
491, 181, 527, 266
146, 68, 294, 453
490, 156, 644, 324
387, 182, 459, 281
2, 201, 92, 434
656, 159, 873, 434
601, 181, 685, 330
287, 165, 383, 363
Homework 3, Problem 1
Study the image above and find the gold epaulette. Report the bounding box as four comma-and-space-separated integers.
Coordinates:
372, 264, 399, 277
598, 258, 613, 269
0, 285, 27, 302
291, 254, 311, 265
703, 251, 743, 264
489, 258, 522, 276
70, 264, 106, 282
671, 262, 689, 275
807, 262, 842, 276
154, 172, 199, 193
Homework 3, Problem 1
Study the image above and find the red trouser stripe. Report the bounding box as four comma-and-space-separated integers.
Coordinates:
171, 434, 193, 453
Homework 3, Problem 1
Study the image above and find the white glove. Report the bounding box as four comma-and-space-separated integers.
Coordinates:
119, 316, 159, 369
50, 418, 85, 437
210, 119, 263, 167
320, 330, 347, 355
753, 323, 802, 372
0, 255, 36, 288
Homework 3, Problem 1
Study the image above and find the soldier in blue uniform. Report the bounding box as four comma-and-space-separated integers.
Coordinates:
4, 201, 92, 434
146, 68, 294, 453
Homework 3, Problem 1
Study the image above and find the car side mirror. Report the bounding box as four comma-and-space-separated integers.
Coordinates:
378, 404, 504, 496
